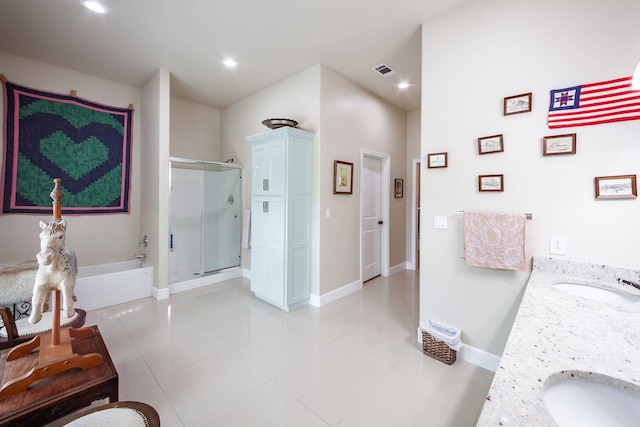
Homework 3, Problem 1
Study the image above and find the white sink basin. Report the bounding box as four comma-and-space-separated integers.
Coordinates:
554, 282, 639, 304
544, 374, 640, 426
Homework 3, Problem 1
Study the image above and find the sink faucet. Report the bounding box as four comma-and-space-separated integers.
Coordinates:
616, 277, 640, 291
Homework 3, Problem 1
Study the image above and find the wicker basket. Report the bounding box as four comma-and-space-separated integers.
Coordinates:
422, 330, 456, 365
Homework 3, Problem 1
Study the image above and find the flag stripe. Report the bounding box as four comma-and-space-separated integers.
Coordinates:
548, 76, 640, 128
549, 101, 640, 119
549, 108, 640, 124
549, 115, 640, 129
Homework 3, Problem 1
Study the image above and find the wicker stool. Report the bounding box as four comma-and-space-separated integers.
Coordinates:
53, 401, 160, 427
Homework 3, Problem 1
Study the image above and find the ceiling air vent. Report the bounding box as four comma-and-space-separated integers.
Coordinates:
371, 63, 397, 78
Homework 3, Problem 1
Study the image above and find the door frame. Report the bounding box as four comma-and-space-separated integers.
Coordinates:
410, 158, 420, 270
360, 149, 390, 280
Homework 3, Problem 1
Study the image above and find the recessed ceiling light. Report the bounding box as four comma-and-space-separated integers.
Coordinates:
223, 59, 237, 68
398, 82, 410, 89
83, 1, 107, 14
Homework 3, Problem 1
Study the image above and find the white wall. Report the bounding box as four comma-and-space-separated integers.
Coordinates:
221, 64, 408, 298
420, 0, 640, 355
221, 65, 321, 275
141, 69, 171, 291
0, 51, 142, 266
406, 110, 420, 269
320, 66, 407, 294
170, 97, 221, 161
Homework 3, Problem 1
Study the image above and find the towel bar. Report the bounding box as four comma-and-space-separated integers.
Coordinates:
454, 209, 532, 220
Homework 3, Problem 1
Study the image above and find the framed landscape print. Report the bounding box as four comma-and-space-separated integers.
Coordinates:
503, 92, 532, 116
478, 174, 504, 192
478, 134, 504, 155
594, 175, 637, 199
543, 134, 576, 156
427, 152, 448, 168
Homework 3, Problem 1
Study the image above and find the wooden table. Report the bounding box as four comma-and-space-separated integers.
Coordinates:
0, 325, 118, 426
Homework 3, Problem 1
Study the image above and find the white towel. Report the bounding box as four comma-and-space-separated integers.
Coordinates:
242, 209, 251, 249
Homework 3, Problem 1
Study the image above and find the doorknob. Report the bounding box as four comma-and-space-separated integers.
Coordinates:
378, 220, 383, 225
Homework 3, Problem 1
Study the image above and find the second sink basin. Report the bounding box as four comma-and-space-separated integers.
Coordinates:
554, 282, 639, 304
544, 373, 640, 427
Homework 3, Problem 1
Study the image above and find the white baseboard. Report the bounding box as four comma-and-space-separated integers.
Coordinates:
458, 344, 501, 372
309, 279, 362, 307
405, 261, 416, 271
416, 328, 500, 372
388, 262, 407, 276
152, 286, 170, 300
242, 268, 251, 279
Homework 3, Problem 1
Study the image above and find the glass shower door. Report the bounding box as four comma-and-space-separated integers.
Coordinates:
203, 166, 242, 273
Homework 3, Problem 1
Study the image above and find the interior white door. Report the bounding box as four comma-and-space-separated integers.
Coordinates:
361, 155, 382, 282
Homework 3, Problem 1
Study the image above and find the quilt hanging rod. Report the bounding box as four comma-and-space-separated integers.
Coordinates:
454, 209, 533, 220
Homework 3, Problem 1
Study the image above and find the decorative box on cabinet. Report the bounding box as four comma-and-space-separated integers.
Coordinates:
247, 127, 314, 311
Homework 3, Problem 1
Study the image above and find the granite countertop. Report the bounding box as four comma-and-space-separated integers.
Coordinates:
477, 255, 640, 426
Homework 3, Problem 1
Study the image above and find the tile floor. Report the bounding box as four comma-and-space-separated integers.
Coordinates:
56, 270, 495, 426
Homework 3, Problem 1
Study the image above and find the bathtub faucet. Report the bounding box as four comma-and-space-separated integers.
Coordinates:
617, 276, 640, 291
134, 253, 147, 267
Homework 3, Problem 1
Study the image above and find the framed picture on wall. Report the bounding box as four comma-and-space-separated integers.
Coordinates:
394, 179, 404, 198
427, 152, 448, 168
333, 160, 354, 194
503, 92, 532, 116
594, 175, 637, 199
543, 133, 577, 156
478, 134, 504, 155
478, 174, 504, 192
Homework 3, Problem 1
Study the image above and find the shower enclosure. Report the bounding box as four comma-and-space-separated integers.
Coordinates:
169, 157, 243, 283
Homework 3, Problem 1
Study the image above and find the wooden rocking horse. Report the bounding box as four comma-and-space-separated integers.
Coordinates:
0, 179, 103, 400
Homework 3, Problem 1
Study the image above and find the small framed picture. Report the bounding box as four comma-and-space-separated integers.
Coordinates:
394, 179, 404, 198
427, 152, 448, 168
543, 134, 577, 156
333, 160, 354, 194
503, 92, 532, 116
594, 175, 637, 199
478, 134, 504, 155
478, 174, 504, 192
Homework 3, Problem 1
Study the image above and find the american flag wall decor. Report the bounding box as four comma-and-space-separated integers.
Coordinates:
548, 76, 640, 128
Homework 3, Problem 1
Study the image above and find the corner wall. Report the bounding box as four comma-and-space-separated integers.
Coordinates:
0, 51, 142, 266
170, 97, 221, 161
420, 0, 640, 355
220, 65, 322, 279
221, 64, 408, 299
319, 66, 407, 295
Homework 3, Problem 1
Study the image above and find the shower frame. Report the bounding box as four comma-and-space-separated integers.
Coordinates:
169, 157, 244, 283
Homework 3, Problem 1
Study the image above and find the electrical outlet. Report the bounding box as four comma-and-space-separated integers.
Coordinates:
550, 236, 566, 255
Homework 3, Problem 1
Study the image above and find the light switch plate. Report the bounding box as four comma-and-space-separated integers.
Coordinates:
434, 216, 448, 229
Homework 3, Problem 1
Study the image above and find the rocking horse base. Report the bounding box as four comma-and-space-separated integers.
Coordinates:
0, 327, 103, 400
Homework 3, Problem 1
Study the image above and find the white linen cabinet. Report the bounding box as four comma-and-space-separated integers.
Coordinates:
247, 127, 314, 311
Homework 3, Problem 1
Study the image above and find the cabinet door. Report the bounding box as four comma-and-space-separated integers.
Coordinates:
250, 198, 268, 295
252, 143, 268, 196
251, 196, 285, 306
266, 139, 286, 195
264, 197, 285, 305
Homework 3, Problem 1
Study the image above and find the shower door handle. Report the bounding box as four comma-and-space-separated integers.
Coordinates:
263, 201, 269, 213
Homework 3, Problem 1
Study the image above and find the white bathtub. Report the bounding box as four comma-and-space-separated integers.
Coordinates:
74, 260, 154, 311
